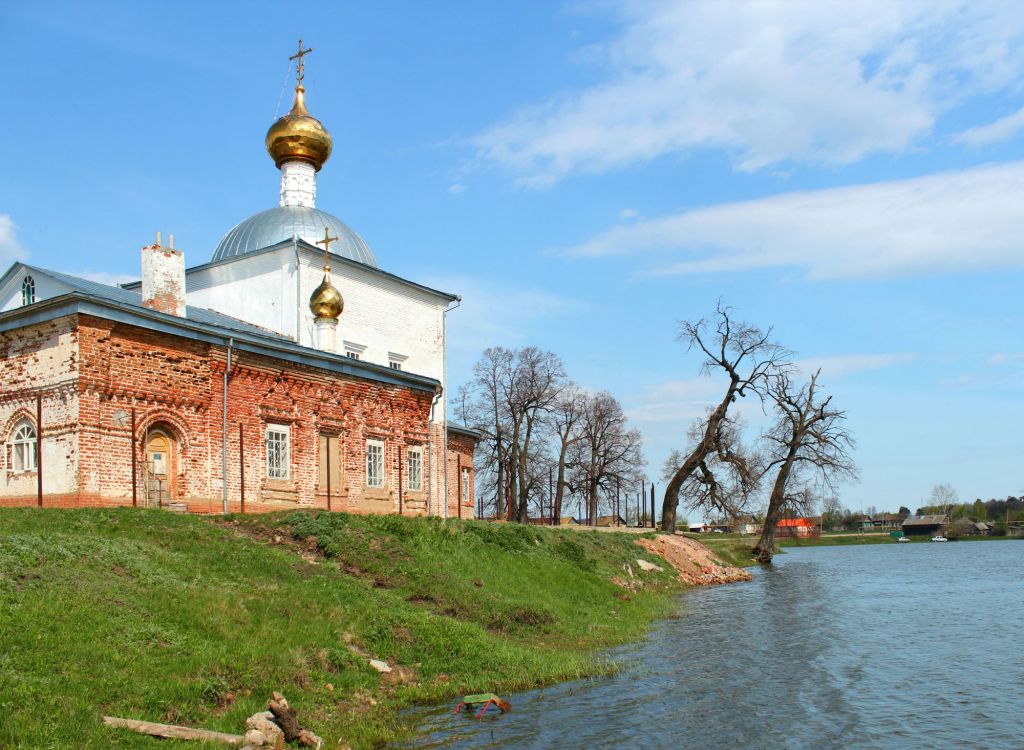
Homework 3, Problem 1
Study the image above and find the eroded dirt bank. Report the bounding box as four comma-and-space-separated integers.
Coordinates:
638, 533, 752, 585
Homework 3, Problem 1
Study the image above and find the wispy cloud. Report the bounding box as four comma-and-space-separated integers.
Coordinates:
563, 161, 1024, 279
795, 353, 915, 379
954, 106, 1024, 147
0, 215, 27, 266
470, 1, 1024, 187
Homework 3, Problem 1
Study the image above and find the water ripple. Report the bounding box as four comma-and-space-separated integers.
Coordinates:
398, 541, 1024, 750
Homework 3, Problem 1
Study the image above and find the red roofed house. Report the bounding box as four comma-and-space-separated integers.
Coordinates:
775, 517, 819, 538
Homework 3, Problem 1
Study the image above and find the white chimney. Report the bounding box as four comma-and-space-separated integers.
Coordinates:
141, 243, 186, 317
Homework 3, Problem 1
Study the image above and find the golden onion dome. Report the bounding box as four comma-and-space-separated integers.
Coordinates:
266, 85, 333, 171
309, 274, 344, 319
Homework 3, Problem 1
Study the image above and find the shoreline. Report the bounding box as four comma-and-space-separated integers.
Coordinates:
0, 508, 750, 749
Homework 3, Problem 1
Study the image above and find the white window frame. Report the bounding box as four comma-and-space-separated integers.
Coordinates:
406, 446, 423, 492
10, 419, 37, 472
21, 276, 35, 306
461, 467, 471, 504
366, 439, 385, 488
266, 424, 291, 480
344, 341, 367, 361
388, 352, 408, 371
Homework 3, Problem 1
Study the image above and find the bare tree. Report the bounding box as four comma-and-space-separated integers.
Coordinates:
457, 347, 567, 522
571, 391, 645, 525
752, 369, 856, 563
661, 303, 789, 531
548, 386, 586, 524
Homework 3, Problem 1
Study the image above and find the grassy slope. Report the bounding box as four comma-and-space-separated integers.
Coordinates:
0, 508, 680, 749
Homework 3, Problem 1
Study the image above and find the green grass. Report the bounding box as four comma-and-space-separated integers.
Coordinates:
0, 508, 682, 749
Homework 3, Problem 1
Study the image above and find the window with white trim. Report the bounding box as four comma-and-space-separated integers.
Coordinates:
388, 352, 407, 371
21, 276, 35, 306
366, 439, 385, 488
344, 341, 366, 361
266, 424, 290, 480
406, 447, 423, 492
10, 419, 37, 472
461, 467, 471, 504
389, 360, 402, 371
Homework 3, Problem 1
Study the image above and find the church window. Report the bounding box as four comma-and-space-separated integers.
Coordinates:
10, 419, 38, 472
21, 276, 36, 306
344, 341, 366, 361
389, 361, 402, 371
461, 467, 471, 504
366, 439, 384, 488
266, 424, 290, 480
406, 447, 422, 492
388, 352, 407, 371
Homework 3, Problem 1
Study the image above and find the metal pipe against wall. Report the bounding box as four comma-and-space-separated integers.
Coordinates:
398, 448, 403, 515
131, 408, 137, 507
457, 455, 462, 519
222, 338, 233, 514
36, 394, 42, 507
239, 423, 245, 514
326, 434, 332, 512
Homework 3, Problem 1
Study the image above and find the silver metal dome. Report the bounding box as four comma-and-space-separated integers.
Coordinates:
212, 206, 377, 267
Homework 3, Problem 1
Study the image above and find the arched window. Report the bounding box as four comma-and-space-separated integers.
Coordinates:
21, 276, 36, 306
10, 419, 37, 472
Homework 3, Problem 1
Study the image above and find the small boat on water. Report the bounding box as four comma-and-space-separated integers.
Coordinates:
931, 536, 947, 542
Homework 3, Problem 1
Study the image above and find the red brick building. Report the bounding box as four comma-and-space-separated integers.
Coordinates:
0, 266, 476, 516
0, 64, 477, 516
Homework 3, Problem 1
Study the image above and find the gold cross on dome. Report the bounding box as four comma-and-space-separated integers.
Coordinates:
317, 227, 339, 271
289, 39, 313, 83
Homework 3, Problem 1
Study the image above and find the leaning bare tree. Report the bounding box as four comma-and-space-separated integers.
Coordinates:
662, 412, 761, 525
661, 303, 789, 531
752, 369, 856, 563
548, 386, 586, 525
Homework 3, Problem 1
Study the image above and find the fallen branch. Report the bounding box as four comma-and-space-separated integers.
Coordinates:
102, 716, 244, 745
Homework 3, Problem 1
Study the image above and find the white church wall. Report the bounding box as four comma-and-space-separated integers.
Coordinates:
296, 248, 448, 407
184, 249, 296, 339
0, 268, 72, 313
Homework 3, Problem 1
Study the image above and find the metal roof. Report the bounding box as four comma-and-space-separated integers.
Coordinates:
0, 263, 440, 393
15, 264, 282, 339
212, 206, 377, 267
903, 514, 949, 526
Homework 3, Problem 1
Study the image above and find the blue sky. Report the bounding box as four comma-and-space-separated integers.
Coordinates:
2, 1, 1023, 514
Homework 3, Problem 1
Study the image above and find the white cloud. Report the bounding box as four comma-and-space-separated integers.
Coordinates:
563, 161, 1024, 279
448, 183, 466, 195
470, 1, 1024, 186
0, 215, 27, 266
619, 208, 639, 221
954, 106, 1024, 147
795, 354, 915, 379
625, 377, 723, 424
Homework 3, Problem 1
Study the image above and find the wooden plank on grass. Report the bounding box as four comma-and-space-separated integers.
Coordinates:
102, 716, 245, 745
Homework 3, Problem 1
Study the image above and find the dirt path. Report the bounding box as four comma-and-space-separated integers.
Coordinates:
637, 533, 752, 585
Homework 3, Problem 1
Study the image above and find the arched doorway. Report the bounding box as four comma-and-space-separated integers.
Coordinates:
144, 429, 175, 507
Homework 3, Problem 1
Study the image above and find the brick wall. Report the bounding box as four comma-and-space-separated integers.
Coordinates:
0, 316, 80, 505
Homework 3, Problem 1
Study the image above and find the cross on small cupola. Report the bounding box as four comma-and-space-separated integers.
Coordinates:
290, 39, 313, 83
316, 226, 339, 273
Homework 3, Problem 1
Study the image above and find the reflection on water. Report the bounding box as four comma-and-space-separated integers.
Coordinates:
396, 541, 1024, 750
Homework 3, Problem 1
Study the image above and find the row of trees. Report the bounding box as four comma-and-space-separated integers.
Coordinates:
455, 347, 645, 525
915, 483, 1023, 531
658, 303, 857, 562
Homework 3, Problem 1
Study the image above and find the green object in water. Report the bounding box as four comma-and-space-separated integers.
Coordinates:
463, 693, 499, 705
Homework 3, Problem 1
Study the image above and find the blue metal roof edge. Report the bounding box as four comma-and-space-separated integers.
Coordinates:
447, 423, 482, 440
0, 291, 442, 394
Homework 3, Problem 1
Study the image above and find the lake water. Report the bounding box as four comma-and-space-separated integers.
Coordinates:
399, 540, 1024, 749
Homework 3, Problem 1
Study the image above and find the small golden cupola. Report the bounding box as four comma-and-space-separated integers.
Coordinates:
266, 40, 333, 172
310, 227, 343, 352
